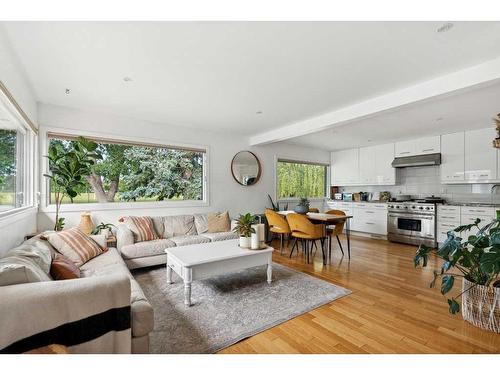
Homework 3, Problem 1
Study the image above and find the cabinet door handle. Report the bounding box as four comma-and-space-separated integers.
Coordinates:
479, 174, 489, 177
422, 148, 434, 152
365, 222, 375, 225
399, 151, 411, 155
365, 211, 375, 213
440, 216, 457, 219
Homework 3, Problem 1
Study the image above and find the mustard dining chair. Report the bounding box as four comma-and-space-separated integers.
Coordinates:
308, 208, 320, 213
325, 209, 346, 258
265, 209, 291, 255
286, 213, 326, 263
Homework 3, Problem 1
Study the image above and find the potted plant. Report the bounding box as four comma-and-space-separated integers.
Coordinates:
91, 222, 116, 236
414, 218, 500, 333
44, 137, 101, 231
294, 197, 310, 214
233, 213, 257, 248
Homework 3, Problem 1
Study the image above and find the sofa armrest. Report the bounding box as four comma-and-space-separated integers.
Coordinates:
0, 274, 131, 353
116, 224, 134, 251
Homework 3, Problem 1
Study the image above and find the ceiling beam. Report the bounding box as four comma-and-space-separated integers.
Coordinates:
249, 57, 500, 145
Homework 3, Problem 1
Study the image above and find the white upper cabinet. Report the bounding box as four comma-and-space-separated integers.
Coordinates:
375, 143, 395, 185
359, 146, 376, 184
441, 132, 464, 182
395, 136, 440, 157
331, 143, 394, 186
331, 148, 359, 185
394, 140, 416, 157
464, 128, 497, 181
415, 136, 440, 154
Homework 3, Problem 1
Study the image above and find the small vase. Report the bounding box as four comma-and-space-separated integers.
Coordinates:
239, 236, 251, 248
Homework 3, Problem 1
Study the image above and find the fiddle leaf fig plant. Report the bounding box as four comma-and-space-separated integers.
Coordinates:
44, 137, 102, 231
233, 213, 257, 238
414, 217, 500, 314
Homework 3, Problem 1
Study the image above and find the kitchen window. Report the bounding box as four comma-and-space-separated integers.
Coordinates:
276, 159, 328, 199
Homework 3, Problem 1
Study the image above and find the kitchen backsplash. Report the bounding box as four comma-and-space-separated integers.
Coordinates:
339, 166, 500, 204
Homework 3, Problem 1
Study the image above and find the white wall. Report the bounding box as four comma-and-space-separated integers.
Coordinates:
37, 104, 330, 230
0, 28, 38, 254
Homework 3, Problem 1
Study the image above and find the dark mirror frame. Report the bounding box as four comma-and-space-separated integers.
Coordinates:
231, 151, 262, 186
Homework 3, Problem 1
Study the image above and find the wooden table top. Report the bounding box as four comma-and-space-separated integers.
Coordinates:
276, 211, 353, 222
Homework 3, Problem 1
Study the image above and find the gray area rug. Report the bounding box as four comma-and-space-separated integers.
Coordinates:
133, 263, 351, 353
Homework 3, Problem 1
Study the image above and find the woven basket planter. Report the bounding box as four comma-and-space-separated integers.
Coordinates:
461, 279, 500, 333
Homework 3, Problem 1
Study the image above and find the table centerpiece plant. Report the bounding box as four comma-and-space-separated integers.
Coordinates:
414, 217, 500, 333
294, 197, 310, 214
233, 213, 257, 248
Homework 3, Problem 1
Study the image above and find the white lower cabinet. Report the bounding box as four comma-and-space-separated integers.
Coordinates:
437, 205, 497, 243
326, 201, 387, 235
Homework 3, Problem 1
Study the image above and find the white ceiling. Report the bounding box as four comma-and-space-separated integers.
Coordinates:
3, 21, 500, 137
285, 80, 500, 150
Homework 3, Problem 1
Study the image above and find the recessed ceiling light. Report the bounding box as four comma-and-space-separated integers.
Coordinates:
256, 111, 262, 115
437, 23, 454, 33
65, 88, 71, 95
367, 139, 372, 142
436, 117, 444, 122
123, 77, 133, 82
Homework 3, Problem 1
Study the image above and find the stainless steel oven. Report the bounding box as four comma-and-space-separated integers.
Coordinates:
387, 202, 436, 247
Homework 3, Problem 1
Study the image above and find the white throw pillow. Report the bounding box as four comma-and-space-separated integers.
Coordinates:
0, 255, 52, 286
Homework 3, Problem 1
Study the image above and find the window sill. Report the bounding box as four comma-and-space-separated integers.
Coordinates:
0, 206, 37, 225
39, 199, 209, 213
277, 198, 327, 202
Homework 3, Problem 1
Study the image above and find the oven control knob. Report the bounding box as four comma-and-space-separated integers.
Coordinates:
425, 207, 430, 210
395, 205, 400, 209
419, 207, 423, 210
412, 206, 416, 209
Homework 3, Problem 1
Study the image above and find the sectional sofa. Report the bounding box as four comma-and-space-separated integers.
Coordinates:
0, 213, 239, 354
116, 213, 238, 269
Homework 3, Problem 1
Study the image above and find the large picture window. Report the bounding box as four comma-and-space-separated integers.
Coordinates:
47, 134, 206, 205
277, 159, 327, 199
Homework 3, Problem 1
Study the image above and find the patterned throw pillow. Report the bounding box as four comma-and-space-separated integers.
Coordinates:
207, 211, 231, 233
47, 228, 106, 267
121, 216, 160, 242
50, 254, 81, 280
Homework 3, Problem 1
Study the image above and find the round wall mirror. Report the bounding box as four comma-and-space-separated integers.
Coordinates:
231, 151, 261, 186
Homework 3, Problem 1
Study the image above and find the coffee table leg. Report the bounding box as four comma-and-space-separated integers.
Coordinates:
184, 282, 191, 306
166, 265, 172, 284
267, 261, 272, 284
184, 268, 192, 306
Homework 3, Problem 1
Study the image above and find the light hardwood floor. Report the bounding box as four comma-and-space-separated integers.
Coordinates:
219, 235, 500, 354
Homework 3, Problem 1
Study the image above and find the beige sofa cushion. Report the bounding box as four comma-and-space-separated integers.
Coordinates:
200, 231, 238, 242
207, 211, 231, 233
170, 235, 210, 247
193, 214, 208, 234
163, 215, 197, 238
120, 239, 176, 260
0, 256, 52, 286
6, 240, 53, 274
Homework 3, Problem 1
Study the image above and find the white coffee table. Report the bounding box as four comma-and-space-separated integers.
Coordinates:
165, 239, 274, 306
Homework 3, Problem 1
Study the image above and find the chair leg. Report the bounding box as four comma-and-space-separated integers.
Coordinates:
280, 234, 284, 255
320, 238, 326, 265
329, 234, 332, 260
289, 237, 297, 258
336, 235, 345, 256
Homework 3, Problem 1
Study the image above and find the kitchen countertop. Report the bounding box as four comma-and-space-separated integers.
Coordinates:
327, 200, 388, 204
438, 202, 500, 207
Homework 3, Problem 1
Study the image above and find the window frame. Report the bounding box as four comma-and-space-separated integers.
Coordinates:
274, 156, 330, 202
0, 83, 37, 220
39, 127, 210, 213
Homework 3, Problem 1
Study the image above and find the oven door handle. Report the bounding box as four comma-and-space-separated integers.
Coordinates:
388, 213, 434, 220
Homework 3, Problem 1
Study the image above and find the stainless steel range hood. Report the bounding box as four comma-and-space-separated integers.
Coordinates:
391, 153, 441, 168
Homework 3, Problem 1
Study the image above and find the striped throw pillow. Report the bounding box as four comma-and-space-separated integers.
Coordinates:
122, 216, 160, 242
47, 228, 106, 267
